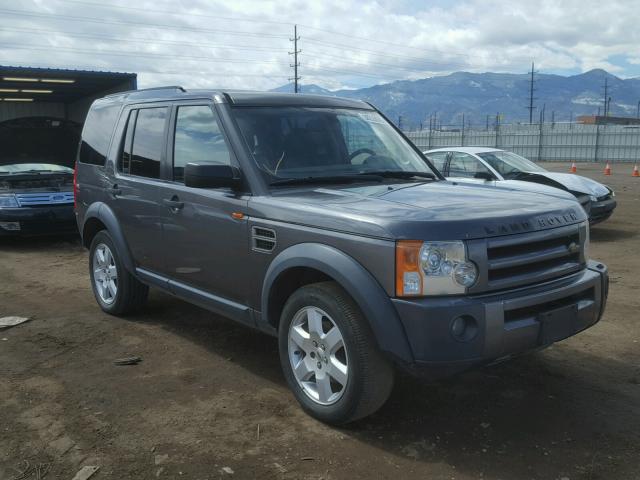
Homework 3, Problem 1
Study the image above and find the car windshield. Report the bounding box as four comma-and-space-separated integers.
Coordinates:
232, 106, 437, 184
477, 151, 546, 178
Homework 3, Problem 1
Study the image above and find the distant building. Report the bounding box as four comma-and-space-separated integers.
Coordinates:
577, 115, 640, 126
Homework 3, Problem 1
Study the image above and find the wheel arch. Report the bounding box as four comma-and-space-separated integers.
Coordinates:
261, 243, 414, 363
81, 202, 135, 273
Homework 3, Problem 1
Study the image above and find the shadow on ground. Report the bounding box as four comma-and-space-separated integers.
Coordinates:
129, 291, 640, 479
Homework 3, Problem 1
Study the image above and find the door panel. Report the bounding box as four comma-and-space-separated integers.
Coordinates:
110, 107, 168, 273
159, 103, 250, 307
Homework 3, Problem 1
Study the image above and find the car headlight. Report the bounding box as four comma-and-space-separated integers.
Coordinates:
589, 194, 597, 202
396, 240, 478, 296
0, 194, 19, 208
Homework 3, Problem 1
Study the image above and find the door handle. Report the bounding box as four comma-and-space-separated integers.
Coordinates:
108, 184, 121, 196
163, 197, 184, 211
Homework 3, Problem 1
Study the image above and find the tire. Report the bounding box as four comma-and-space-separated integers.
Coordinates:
278, 281, 394, 424
89, 230, 148, 315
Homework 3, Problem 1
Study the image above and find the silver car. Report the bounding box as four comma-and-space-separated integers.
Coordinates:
424, 147, 616, 224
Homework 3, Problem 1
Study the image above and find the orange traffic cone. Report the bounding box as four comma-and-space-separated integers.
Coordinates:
569, 162, 577, 173
604, 162, 612, 175
633, 164, 639, 177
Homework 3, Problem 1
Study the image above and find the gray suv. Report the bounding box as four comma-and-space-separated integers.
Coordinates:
75, 87, 609, 424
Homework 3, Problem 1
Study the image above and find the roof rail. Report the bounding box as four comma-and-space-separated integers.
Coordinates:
135, 85, 186, 93
103, 85, 186, 99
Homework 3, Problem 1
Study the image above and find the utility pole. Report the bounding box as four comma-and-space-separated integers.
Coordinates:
461, 113, 465, 146
288, 25, 301, 93
637, 100, 640, 119
607, 96, 612, 117
398, 115, 403, 130
601, 75, 609, 117
527, 62, 537, 124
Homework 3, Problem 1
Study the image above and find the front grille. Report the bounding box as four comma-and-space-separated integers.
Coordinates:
479, 224, 586, 291
15, 192, 74, 207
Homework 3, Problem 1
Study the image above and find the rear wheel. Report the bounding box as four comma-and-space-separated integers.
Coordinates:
278, 281, 394, 424
89, 230, 148, 315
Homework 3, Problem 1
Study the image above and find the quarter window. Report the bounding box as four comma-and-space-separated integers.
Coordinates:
173, 105, 231, 183
79, 103, 121, 166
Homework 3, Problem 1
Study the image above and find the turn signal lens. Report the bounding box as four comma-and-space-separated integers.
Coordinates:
396, 240, 423, 296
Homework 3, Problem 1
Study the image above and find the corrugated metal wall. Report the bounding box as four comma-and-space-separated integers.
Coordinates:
405, 124, 640, 162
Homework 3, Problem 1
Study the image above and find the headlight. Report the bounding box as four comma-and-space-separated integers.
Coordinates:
589, 195, 597, 202
0, 194, 19, 208
396, 240, 478, 296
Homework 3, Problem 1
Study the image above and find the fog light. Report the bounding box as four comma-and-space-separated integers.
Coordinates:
0, 221, 20, 231
450, 315, 478, 342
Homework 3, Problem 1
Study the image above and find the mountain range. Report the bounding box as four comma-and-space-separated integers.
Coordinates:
272, 69, 640, 129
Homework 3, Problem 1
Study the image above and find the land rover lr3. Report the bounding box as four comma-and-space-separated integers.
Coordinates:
75, 88, 608, 424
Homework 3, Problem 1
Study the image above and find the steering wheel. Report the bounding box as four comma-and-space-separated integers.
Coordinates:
348, 148, 376, 162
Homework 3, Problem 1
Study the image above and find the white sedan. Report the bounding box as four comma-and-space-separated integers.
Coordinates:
423, 147, 616, 224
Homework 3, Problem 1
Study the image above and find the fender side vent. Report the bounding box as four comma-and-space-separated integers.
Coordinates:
252, 226, 276, 253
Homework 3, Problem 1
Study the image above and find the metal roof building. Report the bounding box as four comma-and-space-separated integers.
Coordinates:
0, 65, 137, 123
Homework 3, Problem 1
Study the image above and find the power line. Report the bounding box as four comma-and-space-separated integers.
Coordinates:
0, 43, 289, 66
54, 0, 294, 26
303, 38, 469, 69
302, 25, 472, 59
289, 25, 301, 93
1, 26, 290, 52
0, 59, 292, 78
0, 8, 290, 39
54, 0, 473, 59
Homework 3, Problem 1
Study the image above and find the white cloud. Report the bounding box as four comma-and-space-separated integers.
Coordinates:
0, 0, 637, 91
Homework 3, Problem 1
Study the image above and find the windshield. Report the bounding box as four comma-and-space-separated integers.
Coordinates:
232, 107, 436, 184
477, 151, 546, 178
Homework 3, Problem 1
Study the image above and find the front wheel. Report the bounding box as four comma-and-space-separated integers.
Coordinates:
278, 281, 394, 424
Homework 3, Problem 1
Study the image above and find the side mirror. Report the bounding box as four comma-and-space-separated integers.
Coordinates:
184, 163, 242, 189
474, 171, 494, 181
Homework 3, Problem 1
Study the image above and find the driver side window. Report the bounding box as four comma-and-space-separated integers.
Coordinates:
448, 152, 492, 179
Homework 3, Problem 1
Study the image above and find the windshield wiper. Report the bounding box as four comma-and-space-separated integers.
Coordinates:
270, 174, 383, 186
356, 170, 436, 180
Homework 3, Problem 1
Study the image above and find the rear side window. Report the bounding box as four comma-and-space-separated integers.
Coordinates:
79, 103, 121, 166
119, 107, 168, 179
173, 105, 231, 182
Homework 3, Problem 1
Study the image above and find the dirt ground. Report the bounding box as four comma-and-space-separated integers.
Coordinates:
1, 162, 639, 480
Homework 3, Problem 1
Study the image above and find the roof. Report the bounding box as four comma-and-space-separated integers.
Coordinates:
0, 65, 137, 103
100, 87, 372, 109
424, 147, 502, 154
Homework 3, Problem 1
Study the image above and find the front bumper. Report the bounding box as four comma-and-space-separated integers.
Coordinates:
392, 260, 608, 379
589, 198, 616, 224
0, 204, 78, 236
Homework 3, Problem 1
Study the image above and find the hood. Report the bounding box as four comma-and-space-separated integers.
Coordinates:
250, 180, 586, 241
519, 171, 610, 197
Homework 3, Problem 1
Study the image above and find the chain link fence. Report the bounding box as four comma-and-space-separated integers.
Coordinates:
404, 123, 640, 162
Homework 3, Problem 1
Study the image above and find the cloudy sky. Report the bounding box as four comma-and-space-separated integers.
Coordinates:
1, 0, 639, 91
